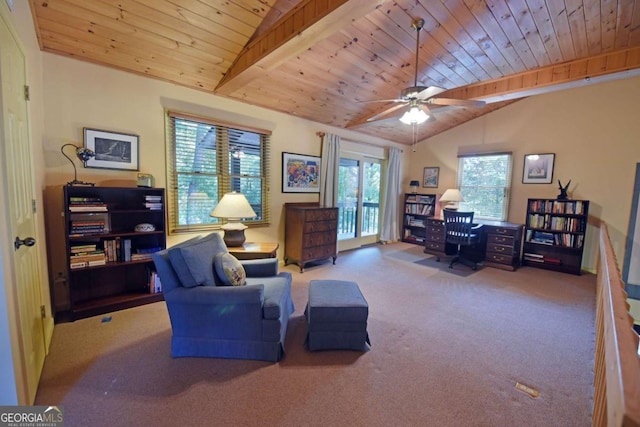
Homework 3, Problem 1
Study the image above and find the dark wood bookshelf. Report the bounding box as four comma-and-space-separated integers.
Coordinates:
522, 198, 589, 275
402, 193, 437, 245
44, 186, 166, 322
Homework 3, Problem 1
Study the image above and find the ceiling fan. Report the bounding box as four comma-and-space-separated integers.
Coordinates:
364, 18, 486, 124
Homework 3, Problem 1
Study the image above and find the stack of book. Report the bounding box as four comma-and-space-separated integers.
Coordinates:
144, 194, 162, 210
131, 246, 162, 261
523, 252, 544, 263
522, 252, 562, 265
69, 196, 107, 212
69, 244, 106, 269
528, 231, 554, 245
70, 219, 106, 236
523, 252, 562, 266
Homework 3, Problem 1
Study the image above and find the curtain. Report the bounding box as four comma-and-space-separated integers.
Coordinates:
380, 147, 402, 243
319, 133, 340, 207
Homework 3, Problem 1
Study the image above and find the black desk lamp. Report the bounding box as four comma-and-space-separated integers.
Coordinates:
409, 180, 420, 193
61, 144, 96, 186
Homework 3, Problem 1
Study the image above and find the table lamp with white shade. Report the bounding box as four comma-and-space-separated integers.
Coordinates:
439, 188, 464, 210
210, 192, 256, 247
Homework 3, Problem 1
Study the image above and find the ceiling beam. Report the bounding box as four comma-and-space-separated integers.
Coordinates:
442, 46, 640, 103
215, 0, 384, 96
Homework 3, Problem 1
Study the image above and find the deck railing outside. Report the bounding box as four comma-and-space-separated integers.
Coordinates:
593, 224, 640, 426
337, 201, 379, 239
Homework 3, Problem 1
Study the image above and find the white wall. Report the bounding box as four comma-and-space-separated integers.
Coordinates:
408, 75, 640, 273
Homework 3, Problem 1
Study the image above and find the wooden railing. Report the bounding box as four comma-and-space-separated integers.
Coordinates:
593, 224, 640, 426
337, 202, 379, 237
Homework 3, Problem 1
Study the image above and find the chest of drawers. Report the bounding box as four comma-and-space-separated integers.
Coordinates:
284, 203, 338, 272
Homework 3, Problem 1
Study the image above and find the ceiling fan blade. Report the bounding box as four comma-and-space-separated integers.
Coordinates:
366, 103, 409, 122
427, 98, 486, 108
358, 98, 405, 104
416, 86, 448, 100
418, 103, 459, 115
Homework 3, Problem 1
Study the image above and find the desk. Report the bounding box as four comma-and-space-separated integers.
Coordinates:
228, 242, 279, 260
423, 218, 523, 271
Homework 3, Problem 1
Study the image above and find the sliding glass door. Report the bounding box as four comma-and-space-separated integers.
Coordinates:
337, 155, 381, 251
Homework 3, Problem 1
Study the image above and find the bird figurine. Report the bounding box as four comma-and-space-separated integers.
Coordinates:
557, 180, 571, 200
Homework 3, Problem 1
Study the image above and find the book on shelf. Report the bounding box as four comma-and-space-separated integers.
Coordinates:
523, 252, 544, 262
69, 251, 106, 269
70, 244, 98, 252
527, 231, 554, 245
123, 239, 132, 262
70, 253, 105, 262
147, 271, 163, 294
69, 204, 108, 212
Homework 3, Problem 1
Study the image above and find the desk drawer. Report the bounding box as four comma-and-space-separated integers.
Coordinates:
424, 241, 446, 252
426, 233, 445, 243
485, 252, 514, 265
490, 227, 519, 237
486, 242, 514, 255
487, 234, 515, 246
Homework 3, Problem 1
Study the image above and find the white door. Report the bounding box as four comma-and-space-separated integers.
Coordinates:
0, 11, 46, 404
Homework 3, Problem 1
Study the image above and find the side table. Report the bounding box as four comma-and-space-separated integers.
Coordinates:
228, 242, 279, 260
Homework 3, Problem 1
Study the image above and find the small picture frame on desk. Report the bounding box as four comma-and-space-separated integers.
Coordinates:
522, 153, 554, 184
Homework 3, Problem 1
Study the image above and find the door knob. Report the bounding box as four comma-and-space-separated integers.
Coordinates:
14, 236, 35, 250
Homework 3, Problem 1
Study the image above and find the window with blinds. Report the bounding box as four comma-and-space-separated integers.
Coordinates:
457, 152, 512, 221
166, 111, 270, 234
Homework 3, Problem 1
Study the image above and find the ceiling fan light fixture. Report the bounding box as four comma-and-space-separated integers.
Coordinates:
399, 106, 429, 125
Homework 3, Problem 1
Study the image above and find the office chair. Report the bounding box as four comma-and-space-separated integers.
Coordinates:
443, 209, 483, 270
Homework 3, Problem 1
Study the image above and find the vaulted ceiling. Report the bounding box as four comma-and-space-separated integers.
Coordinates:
29, 0, 640, 145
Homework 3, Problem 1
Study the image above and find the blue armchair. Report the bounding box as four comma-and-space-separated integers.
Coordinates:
152, 233, 294, 362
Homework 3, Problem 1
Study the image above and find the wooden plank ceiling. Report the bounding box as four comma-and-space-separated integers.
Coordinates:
29, 0, 640, 145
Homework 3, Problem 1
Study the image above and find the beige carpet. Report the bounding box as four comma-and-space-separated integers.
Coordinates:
35, 242, 597, 426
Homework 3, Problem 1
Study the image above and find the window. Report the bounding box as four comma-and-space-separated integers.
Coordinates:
166, 111, 270, 234
457, 152, 512, 221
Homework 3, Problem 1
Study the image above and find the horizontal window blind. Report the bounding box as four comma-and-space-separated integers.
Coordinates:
166, 110, 270, 234
457, 153, 512, 221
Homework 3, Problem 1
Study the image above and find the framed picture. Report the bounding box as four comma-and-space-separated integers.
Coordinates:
84, 128, 139, 171
522, 153, 555, 184
282, 152, 321, 193
423, 167, 439, 188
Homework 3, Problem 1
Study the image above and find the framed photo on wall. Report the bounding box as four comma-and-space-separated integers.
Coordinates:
84, 128, 139, 171
522, 153, 555, 184
423, 167, 439, 188
282, 152, 321, 193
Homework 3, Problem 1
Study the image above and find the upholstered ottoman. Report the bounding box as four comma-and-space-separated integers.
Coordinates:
305, 280, 370, 351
